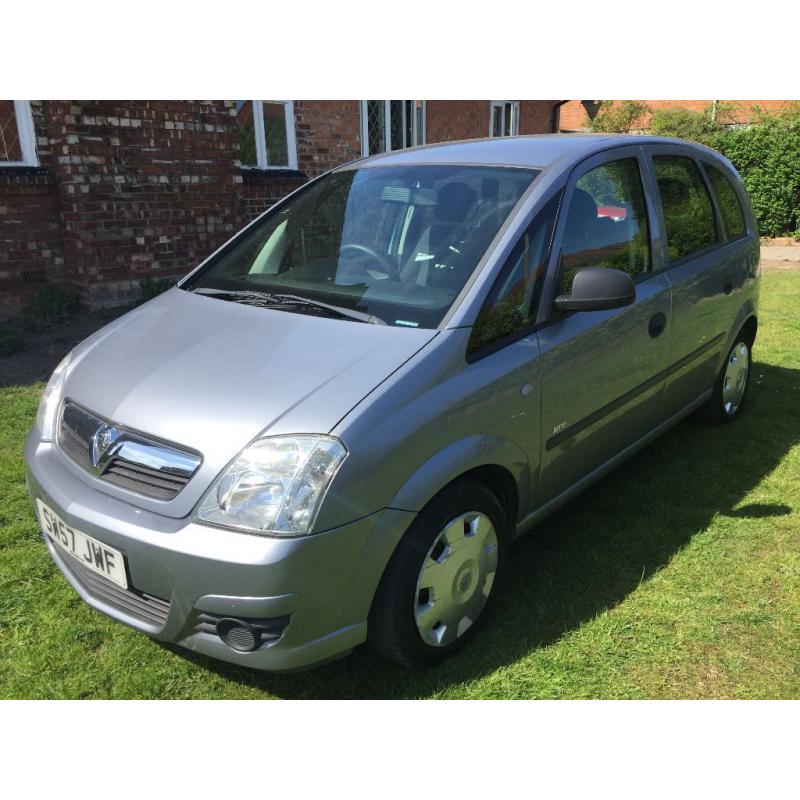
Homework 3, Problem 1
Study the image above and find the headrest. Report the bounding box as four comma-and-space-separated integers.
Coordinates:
435, 182, 477, 223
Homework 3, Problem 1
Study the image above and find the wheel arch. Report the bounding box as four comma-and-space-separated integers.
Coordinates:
717, 299, 758, 374
387, 434, 531, 525
339, 438, 531, 631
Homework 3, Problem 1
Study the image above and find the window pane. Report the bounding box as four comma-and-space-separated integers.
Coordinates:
185, 165, 538, 329
558, 158, 650, 294
389, 100, 403, 151
262, 102, 289, 167
404, 100, 414, 148
491, 105, 503, 137
469, 193, 560, 355
366, 100, 385, 155
0, 100, 23, 162
705, 163, 747, 240
654, 155, 718, 262
235, 101, 258, 167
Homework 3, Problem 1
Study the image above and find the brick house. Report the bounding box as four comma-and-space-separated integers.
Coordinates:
559, 99, 796, 131
0, 99, 564, 315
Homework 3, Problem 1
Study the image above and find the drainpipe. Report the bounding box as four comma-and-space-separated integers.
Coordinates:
711, 100, 718, 123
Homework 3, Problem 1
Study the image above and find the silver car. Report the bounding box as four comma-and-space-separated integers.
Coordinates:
25, 135, 759, 670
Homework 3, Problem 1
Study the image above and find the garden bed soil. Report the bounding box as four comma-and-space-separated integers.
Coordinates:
0, 306, 130, 388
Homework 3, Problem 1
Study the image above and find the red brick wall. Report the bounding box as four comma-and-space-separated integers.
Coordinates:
294, 100, 361, 174
1, 99, 561, 313
518, 101, 560, 135
427, 101, 492, 142
427, 100, 559, 142
0, 101, 66, 312
560, 99, 798, 131
44, 101, 244, 306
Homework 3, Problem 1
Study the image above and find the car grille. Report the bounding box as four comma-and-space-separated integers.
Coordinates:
56, 547, 170, 627
58, 401, 201, 501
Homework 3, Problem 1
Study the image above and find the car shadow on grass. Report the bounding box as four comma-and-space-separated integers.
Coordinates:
164, 361, 800, 699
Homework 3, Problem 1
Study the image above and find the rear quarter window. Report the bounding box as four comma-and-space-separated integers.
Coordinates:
704, 163, 748, 240
653, 155, 718, 263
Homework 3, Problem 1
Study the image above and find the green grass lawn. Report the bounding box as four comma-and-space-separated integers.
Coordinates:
1, 271, 798, 699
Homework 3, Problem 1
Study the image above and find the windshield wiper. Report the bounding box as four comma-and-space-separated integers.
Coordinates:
190, 288, 386, 325
269, 293, 386, 325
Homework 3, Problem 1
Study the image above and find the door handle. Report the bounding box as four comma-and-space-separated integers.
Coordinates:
648, 312, 667, 339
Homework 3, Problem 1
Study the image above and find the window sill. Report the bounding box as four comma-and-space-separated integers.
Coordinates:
0, 164, 48, 175
239, 167, 307, 184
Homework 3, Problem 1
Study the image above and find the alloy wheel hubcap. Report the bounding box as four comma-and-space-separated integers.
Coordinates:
722, 342, 749, 416
414, 511, 498, 647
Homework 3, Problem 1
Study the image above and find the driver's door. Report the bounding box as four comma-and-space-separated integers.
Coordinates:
534, 147, 671, 504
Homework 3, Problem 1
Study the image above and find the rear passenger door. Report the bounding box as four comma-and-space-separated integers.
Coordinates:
535, 147, 672, 504
644, 146, 736, 417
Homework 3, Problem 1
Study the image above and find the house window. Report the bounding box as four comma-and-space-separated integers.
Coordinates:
360, 101, 426, 157
235, 100, 297, 170
490, 101, 520, 137
0, 100, 38, 167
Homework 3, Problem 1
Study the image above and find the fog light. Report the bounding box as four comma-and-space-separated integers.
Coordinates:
216, 618, 261, 652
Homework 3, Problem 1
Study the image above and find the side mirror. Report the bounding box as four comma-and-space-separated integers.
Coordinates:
554, 267, 636, 312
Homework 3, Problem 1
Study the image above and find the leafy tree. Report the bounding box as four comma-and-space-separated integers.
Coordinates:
586, 101, 650, 133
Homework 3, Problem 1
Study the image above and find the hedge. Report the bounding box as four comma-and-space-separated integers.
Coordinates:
705, 111, 800, 237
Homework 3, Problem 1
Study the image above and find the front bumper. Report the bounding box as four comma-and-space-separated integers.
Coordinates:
25, 433, 414, 671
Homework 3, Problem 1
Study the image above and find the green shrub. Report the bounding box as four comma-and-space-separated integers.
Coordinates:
707, 106, 800, 237
137, 276, 176, 305
650, 107, 715, 140
0, 322, 15, 357
587, 100, 650, 133
22, 286, 79, 325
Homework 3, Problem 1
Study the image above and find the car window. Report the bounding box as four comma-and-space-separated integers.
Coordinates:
704, 163, 748, 240
468, 193, 560, 357
557, 158, 650, 295
182, 165, 537, 329
653, 155, 718, 262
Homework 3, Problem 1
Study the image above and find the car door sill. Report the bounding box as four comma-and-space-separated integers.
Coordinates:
515, 389, 713, 540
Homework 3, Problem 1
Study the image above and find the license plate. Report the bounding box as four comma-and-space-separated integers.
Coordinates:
36, 499, 128, 589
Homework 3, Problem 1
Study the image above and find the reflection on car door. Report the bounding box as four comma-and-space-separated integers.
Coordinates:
535, 148, 672, 504
647, 148, 735, 417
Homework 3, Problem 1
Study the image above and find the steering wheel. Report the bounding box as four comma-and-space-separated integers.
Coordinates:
339, 243, 400, 280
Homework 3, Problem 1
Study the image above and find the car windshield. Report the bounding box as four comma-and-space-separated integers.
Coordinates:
182, 165, 539, 328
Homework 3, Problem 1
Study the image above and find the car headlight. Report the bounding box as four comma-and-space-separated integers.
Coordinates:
195, 434, 347, 536
36, 351, 72, 441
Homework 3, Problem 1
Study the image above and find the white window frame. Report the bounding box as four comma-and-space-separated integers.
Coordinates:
360, 100, 426, 157
240, 100, 298, 171
489, 100, 520, 137
1, 100, 38, 167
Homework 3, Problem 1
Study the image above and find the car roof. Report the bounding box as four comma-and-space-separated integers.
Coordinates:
347, 133, 714, 171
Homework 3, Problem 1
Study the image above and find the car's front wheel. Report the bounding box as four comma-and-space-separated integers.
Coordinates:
368, 479, 508, 669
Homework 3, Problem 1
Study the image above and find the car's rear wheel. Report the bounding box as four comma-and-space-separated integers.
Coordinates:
368, 479, 508, 669
700, 332, 752, 425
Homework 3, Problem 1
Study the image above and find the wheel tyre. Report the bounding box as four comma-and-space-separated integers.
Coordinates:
700, 333, 752, 426
368, 479, 509, 670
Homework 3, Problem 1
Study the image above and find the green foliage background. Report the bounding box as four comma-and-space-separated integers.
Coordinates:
705, 110, 800, 237
589, 102, 800, 238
